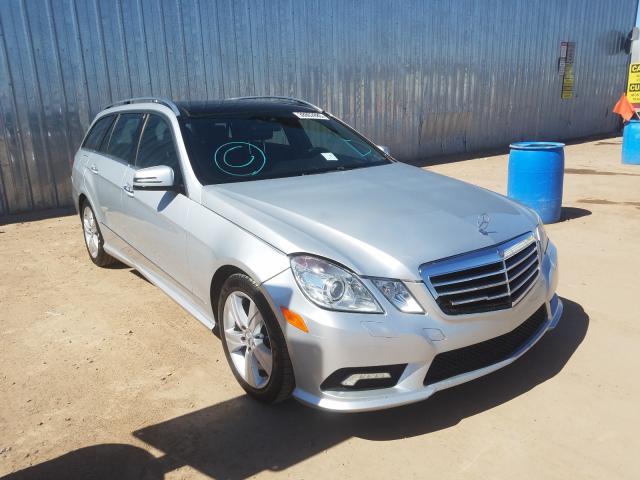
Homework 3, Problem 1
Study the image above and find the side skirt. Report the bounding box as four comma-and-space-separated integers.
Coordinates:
101, 224, 216, 331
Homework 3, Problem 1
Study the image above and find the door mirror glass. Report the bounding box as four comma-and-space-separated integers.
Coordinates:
377, 145, 391, 156
133, 165, 175, 190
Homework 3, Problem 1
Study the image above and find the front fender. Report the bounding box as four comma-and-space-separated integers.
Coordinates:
186, 202, 290, 318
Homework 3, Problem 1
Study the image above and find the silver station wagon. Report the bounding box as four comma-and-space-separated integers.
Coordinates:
72, 96, 562, 412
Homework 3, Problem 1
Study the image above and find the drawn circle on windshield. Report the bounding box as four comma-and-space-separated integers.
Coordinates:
342, 139, 371, 157
213, 142, 267, 177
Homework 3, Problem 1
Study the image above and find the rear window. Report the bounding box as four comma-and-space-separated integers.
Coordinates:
83, 115, 115, 151
105, 113, 144, 162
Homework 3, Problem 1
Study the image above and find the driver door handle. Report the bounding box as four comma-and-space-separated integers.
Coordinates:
89, 164, 99, 174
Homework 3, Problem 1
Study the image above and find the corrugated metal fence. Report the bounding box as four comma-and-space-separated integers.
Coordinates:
0, 0, 637, 216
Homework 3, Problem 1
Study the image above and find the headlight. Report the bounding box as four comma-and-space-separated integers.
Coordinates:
290, 255, 383, 313
371, 279, 424, 314
535, 216, 549, 253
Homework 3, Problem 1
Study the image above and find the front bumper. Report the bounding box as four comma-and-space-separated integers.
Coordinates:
262, 241, 560, 412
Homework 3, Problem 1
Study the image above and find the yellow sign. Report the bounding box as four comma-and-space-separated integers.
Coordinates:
627, 63, 640, 104
561, 64, 574, 99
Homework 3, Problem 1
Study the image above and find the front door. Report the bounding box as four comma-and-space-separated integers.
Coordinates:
121, 113, 192, 291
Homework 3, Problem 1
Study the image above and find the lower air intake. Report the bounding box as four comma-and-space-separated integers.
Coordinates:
423, 305, 547, 386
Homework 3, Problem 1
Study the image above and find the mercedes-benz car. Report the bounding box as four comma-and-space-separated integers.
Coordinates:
71, 96, 561, 412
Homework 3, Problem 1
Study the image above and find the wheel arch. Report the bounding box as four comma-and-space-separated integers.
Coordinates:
78, 193, 88, 217
210, 265, 246, 329
208, 260, 290, 335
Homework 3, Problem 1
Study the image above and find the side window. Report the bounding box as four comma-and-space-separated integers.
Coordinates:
82, 115, 115, 151
105, 113, 144, 162
136, 114, 182, 183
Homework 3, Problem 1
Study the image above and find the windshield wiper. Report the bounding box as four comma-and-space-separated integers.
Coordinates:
214, 164, 373, 183
300, 165, 364, 176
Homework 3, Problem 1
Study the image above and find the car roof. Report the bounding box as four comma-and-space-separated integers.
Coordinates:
101, 97, 322, 119
175, 98, 320, 117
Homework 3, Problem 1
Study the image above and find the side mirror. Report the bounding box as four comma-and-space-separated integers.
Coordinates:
133, 165, 175, 191
377, 145, 391, 156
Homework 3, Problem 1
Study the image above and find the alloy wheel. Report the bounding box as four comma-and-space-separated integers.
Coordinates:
83, 206, 99, 259
222, 291, 273, 389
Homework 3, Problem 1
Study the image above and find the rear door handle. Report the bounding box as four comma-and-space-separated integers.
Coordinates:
89, 164, 99, 174
123, 184, 134, 196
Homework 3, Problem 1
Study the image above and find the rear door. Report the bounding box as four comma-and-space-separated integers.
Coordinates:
92, 113, 144, 236
77, 114, 115, 210
121, 113, 193, 290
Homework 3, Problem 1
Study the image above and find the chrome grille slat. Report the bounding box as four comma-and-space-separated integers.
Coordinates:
420, 232, 541, 315
511, 276, 538, 305
507, 255, 539, 281
505, 246, 537, 271
436, 278, 508, 296
450, 290, 510, 306
430, 265, 505, 287
509, 266, 539, 294
502, 235, 536, 258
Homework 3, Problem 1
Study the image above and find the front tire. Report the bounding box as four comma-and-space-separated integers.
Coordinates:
81, 201, 116, 268
218, 273, 294, 404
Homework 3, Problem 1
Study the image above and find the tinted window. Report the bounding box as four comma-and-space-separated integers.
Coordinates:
105, 113, 144, 162
83, 115, 115, 151
180, 113, 390, 185
136, 115, 181, 183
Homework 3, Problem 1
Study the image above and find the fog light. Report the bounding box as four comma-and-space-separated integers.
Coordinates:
341, 372, 391, 387
320, 364, 407, 391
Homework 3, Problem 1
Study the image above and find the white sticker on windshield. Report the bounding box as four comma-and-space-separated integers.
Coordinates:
293, 112, 329, 120
321, 152, 338, 161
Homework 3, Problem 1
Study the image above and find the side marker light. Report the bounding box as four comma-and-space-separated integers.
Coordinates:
280, 306, 309, 333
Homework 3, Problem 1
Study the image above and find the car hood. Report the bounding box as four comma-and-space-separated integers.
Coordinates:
201, 163, 537, 280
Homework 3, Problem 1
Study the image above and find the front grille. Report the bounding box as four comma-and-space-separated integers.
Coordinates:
420, 233, 540, 315
423, 305, 547, 386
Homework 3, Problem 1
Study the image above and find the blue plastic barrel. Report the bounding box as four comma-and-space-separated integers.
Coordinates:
508, 142, 565, 224
622, 120, 640, 165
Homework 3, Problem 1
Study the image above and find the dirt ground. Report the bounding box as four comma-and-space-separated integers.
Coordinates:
1, 137, 639, 479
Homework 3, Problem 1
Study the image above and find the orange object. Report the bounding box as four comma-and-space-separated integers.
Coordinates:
613, 94, 637, 121
280, 306, 309, 333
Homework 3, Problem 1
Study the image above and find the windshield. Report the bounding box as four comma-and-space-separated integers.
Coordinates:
180, 112, 391, 184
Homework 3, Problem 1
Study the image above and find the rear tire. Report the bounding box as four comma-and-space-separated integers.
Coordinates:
81, 201, 116, 268
218, 273, 295, 404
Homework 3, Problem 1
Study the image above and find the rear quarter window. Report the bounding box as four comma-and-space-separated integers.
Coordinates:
82, 115, 115, 151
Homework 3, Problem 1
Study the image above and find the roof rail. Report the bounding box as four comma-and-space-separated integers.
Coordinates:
227, 96, 323, 112
104, 97, 181, 116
